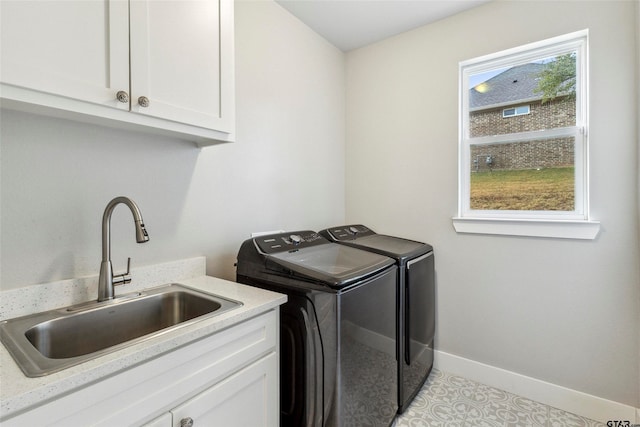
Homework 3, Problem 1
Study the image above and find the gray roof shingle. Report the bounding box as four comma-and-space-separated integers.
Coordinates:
470, 63, 544, 110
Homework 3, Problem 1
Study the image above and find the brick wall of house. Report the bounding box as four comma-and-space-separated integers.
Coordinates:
470, 97, 575, 137
469, 97, 575, 171
471, 138, 574, 171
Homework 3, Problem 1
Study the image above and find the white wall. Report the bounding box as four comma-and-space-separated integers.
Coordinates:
345, 0, 639, 407
0, 0, 345, 289
636, 0, 640, 411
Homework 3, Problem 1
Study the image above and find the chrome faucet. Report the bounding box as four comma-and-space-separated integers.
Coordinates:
97, 197, 149, 302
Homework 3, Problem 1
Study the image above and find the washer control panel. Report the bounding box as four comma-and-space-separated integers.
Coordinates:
325, 224, 375, 241
254, 230, 326, 254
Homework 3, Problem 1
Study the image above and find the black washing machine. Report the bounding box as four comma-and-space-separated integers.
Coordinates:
319, 225, 435, 413
236, 230, 398, 427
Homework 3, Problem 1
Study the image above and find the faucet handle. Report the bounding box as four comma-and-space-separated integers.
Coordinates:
113, 257, 133, 286
125, 257, 132, 280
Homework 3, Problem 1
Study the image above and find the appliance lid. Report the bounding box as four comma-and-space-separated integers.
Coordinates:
267, 243, 394, 288
321, 225, 433, 261
353, 234, 430, 257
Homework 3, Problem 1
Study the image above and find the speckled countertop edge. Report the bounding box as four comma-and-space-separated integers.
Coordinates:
0, 259, 286, 420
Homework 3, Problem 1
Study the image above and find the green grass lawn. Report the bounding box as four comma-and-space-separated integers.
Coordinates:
470, 167, 575, 211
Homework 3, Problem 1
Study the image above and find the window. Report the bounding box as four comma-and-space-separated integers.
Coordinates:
454, 30, 600, 239
502, 105, 530, 118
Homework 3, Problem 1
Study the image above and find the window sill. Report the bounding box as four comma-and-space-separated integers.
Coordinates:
452, 217, 600, 239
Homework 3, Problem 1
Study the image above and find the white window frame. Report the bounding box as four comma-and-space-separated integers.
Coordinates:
502, 105, 530, 118
453, 30, 600, 239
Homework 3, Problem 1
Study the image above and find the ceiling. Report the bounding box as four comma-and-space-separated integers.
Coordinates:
275, 0, 491, 52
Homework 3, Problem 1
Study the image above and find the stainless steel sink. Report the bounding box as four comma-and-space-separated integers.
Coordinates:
0, 284, 242, 377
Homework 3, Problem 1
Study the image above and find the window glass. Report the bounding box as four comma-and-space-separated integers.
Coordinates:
502, 105, 530, 118
469, 137, 575, 211
459, 30, 588, 222
469, 54, 576, 138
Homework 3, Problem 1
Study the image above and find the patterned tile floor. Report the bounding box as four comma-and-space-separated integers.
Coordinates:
394, 369, 605, 427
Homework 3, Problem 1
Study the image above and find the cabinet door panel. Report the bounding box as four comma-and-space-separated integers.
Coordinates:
130, 0, 233, 132
142, 412, 172, 427
0, 0, 129, 108
171, 353, 278, 427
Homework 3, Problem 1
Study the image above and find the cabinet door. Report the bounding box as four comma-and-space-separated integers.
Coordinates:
0, 0, 129, 109
129, 0, 234, 132
171, 353, 278, 427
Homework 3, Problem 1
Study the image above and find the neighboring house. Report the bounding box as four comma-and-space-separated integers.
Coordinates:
469, 63, 575, 172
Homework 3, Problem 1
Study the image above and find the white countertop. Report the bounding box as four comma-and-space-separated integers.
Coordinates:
0, 272, 286, 420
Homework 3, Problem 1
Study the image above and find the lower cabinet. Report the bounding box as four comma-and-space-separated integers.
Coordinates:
145, 352, 278, 427
2, 310, 279, 427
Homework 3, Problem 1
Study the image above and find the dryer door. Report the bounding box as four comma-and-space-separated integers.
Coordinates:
403, 251, 435, 408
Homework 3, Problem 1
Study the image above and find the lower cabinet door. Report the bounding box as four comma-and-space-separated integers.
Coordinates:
171, 352, 278, 427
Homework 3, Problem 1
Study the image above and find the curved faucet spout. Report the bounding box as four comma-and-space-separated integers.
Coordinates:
98, 197, 149, 302
101, 197, 149, 262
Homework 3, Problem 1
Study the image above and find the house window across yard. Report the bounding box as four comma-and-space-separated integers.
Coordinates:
502, 105, 530, 118
453, 30, 600, 239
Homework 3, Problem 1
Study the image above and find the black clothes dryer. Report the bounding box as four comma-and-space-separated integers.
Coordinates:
319, 225, 435, 414
236, 230, 398, 427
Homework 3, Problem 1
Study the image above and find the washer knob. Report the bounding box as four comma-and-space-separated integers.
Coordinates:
290, 235, 302, 244
349, 226, 359, 234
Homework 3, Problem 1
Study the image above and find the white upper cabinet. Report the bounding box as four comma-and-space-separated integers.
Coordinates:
0, 0, 130, 108
129, 0, 234, 133
0, 0, 234, 146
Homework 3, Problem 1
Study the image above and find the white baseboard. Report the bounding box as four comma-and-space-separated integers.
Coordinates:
434, 350, 638, 424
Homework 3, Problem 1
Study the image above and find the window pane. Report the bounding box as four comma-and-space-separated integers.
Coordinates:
469, 54, 577, 138
469, 137, 575, 211
460, 31, 588, 223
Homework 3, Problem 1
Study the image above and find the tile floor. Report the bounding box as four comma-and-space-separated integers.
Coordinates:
394, 369, 605, 427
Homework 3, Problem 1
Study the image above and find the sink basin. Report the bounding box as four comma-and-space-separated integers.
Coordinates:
0, 284, 242, 377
